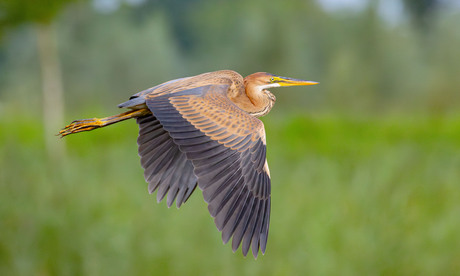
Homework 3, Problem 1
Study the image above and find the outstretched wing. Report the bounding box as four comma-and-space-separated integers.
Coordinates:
145, 84, 271, 258
136, 115, 197, 208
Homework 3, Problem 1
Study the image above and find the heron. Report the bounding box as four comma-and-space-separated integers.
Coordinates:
59, 70, 318, 258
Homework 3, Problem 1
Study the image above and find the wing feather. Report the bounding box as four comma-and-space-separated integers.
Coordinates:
144, 82, 271, 257
136, 115, 197, 208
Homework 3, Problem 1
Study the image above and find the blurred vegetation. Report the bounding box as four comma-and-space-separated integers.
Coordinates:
1, 0, 460, 115
1, 115, 459, 275
1, 0, 460, 275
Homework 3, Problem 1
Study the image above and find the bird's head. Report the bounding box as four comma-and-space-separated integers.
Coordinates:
244, 72, 318, 92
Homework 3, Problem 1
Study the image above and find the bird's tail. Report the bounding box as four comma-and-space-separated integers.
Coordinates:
58, 108, 151, 138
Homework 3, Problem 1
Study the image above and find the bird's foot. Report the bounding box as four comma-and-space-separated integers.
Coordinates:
58, 118, 103, 138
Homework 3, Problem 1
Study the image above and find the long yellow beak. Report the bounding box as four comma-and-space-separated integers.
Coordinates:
274, 76, 319, 87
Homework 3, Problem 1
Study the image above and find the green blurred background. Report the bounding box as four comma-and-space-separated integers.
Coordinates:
1, 0, 460, 275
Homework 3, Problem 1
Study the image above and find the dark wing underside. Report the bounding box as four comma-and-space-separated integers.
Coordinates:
136, 115, 197, 208
144, 83, 271, 258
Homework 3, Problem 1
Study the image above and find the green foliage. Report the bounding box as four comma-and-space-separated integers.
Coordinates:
1, 114, 459, 275
402, 0, 439, 29
1, 1, 460, 115
0, 0, 80, 26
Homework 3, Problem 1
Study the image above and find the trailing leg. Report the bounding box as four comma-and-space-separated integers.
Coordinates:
58, 108, 151, 137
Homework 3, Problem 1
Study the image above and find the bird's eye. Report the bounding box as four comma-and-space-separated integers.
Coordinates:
270, 77, 275, 83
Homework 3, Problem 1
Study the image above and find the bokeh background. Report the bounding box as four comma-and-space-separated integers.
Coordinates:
1, 0, 460, 275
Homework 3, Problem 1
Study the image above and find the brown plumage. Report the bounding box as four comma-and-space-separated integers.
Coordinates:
59, 70, 318, 258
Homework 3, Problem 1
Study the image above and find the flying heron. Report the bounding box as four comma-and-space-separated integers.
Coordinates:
59, 70, 318, 258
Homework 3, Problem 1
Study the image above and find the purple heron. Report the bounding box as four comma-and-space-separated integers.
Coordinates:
59, 70, 318, 258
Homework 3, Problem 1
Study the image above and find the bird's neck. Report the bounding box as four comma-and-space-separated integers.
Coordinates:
247, 88, 275, 117
229, 82, 275, 117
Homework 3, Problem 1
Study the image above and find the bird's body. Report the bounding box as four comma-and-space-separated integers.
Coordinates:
59, 70, 317, 258
119, 70, 274, 116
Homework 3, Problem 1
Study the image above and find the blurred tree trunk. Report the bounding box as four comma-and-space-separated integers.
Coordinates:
36, 23, 66, 159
